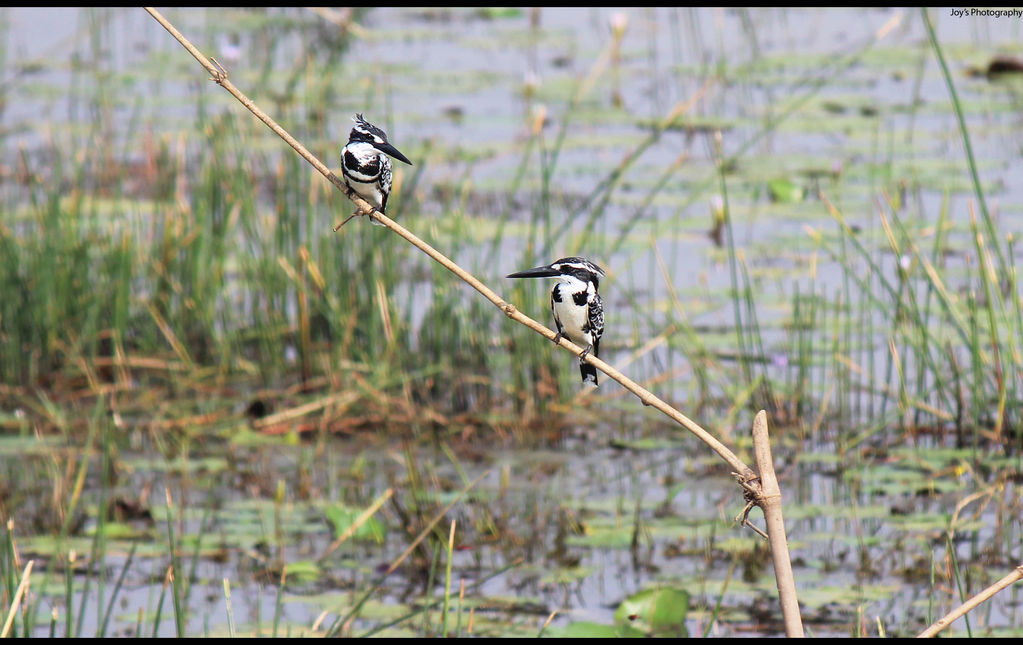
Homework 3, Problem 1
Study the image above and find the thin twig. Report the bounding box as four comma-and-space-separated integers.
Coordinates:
144, 7, 360, 219
326, 470, 490, 637
1, 560, 34, 638
917, 564, 1023, 637
318, 488, 394, 561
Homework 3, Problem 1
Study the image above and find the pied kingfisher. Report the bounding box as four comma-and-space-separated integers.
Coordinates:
507, 256, 606, 387
340, 113, 413, 225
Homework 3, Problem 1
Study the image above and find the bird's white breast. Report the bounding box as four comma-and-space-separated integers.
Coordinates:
552, 280, 593, 346
344, 143, 387, 181
342, 142, 391, 209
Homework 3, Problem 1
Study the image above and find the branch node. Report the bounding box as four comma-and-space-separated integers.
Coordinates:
209, 57, 229, 85
731, 471, 768, 538
732, 469, 761, 498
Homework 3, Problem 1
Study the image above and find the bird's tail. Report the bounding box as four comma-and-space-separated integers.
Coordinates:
580, 362, 598, 387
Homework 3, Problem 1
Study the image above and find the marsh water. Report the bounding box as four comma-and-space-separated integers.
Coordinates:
2, 7, 1023, 637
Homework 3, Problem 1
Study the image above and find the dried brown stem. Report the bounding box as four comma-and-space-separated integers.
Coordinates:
917, 564, 1023, 637
318, 488, 394, 561
143, 7, 361, 216
750, 411, 804, 637
1, 560, 34, 638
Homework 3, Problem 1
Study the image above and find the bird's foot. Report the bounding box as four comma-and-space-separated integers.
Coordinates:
578, 344, 593, 364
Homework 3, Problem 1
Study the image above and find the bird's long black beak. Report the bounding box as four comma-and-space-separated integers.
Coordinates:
374, 141, 413, 165
506, 264, 559, 279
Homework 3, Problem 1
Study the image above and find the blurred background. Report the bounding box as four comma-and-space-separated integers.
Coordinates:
1, 7, 1022, 637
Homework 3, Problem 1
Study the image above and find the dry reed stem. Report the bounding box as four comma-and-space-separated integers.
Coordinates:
750, 411, 804, 637
918, 563, 1023, 637
1, 560, 34, 638
251, 391, 359, 430
382, 470, 488, 576
318, 487, 394, 561
310, 609, 329, 633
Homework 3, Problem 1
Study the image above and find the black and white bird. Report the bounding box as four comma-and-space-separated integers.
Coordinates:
507, 256, 606, 386
340, 113, 413, 225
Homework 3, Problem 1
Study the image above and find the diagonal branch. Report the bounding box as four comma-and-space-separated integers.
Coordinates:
144, 7, 357, 216
917, 564, 1023, 638
143, 5, 755, 482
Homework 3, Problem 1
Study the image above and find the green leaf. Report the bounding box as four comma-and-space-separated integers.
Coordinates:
324, 504, 387, 544
614, 586, 690, 637
282, 559, 322, 583
83, 521, 148, 539
768, 178, 805, 203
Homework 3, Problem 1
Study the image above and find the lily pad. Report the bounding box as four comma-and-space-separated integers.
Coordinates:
614, 586, 689, 637
325, 504, 387, 544
546, 620, 645, 638
768, 178, 805, 203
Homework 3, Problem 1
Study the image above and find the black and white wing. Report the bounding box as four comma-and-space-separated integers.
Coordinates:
587, 291, 604, 356
378, 156, 394, 213
579, 291, 603, 386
